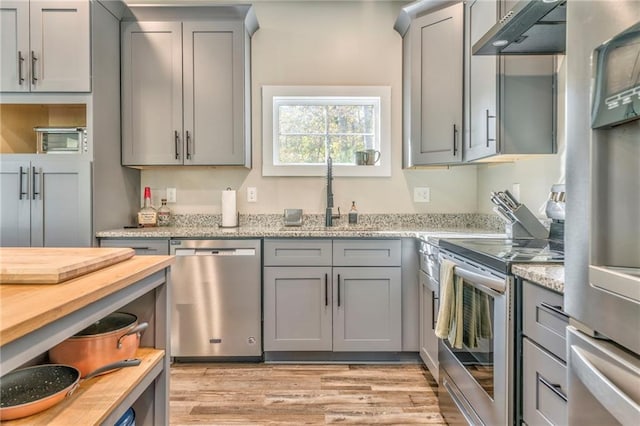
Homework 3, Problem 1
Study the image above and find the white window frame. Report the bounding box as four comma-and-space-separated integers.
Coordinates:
262, 85, 391, 177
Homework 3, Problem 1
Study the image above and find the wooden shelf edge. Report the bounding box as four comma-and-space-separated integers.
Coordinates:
4, 348, 164, 426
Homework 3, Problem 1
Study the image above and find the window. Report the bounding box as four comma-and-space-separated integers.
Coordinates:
262, 86, 391, 176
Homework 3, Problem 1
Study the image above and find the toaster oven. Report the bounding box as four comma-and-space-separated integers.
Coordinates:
34, 127, 87, 154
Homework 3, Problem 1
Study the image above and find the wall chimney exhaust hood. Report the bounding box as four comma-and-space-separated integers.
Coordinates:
473, 0, 566, 55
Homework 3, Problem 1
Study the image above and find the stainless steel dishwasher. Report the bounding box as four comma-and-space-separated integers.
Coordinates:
169, 239, 261, 359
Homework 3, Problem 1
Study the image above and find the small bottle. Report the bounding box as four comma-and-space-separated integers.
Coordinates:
157, 198, 171, 227
348, 201, 358, 224
137, 186, 157, 227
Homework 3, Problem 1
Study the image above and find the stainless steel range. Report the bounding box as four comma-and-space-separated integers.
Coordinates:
437, 237, 564, 425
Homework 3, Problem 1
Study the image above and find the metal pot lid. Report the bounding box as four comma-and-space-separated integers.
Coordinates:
0, 365, 78, 408
74, 312, 137, 336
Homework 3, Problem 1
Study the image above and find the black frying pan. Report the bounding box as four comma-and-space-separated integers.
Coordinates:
0, 359, 140, 420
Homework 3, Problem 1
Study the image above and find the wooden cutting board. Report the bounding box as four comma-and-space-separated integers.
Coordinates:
0, 247, 135, 284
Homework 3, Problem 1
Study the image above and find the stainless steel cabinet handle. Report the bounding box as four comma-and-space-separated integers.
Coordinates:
537, 375, 567, 402
174, 130, 180, 160
540, 302, 569, 320
325, 273, 328, 306
337, 274, 341, 307
18, 166, 28, 200
431, 290, 437, 330
31, 51, 37, 85
18, 51, 25, 85
486, 109, 496, 147
32, 167, 42, 200
453, 124, 458, 156
186, 130, 192, 160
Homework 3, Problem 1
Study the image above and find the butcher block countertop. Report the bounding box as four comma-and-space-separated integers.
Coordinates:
0, 254, 174, 346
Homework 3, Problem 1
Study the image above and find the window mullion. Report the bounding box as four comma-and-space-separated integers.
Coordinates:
324, 105, 330, 162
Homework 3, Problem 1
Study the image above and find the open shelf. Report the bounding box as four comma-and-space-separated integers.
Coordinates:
4, 348, 164, 425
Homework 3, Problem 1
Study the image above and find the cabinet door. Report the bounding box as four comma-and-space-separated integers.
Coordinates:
263, 267, 333, 351
465, 0, 498, 161
29, 0, 90, 92
0, 159, 31, 246
0, 0, 29, 92
30, 158, 92, 247
333, 267, 402, 351
183, 21, 244, 165
121, 21, 183, 165
522, 338, 567, 426
419, 270, 439, 381
409, 3, 463, 165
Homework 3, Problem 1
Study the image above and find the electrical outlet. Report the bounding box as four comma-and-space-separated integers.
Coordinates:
166, 187, 177, 203
247, 187, 257, 203
414, 187, 430, 203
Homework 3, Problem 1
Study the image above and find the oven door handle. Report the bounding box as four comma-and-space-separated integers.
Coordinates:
454, 265, 506, 294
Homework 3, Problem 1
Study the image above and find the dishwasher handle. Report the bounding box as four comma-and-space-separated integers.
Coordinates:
175, 248, 256, 256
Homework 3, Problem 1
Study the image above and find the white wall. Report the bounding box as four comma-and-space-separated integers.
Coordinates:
141, 0, 480, 214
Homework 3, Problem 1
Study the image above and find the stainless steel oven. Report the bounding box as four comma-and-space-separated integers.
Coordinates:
438, 249, 514, 426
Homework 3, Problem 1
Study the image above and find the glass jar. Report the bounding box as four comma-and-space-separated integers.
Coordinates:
157, 198, 171, 227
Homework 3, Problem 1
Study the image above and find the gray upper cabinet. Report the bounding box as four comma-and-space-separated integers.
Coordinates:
403, 2, 464, 167
465, 0, 498, 161
0, 0, 91, 92
464, 0, 556, 162
0, 156, 92, 247
121, 16, 252, 167
121, 21, 183, 166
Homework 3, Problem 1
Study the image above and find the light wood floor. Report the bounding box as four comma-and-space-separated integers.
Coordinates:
170, 363, 446, 425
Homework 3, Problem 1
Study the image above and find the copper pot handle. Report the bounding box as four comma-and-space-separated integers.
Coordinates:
117, 322, 148, 349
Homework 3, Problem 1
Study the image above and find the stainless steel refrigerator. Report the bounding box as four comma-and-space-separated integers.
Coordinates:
565, 1, 640, 425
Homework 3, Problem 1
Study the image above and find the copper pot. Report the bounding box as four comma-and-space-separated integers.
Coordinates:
0, 359, 140, 420
48, 312, 147, 378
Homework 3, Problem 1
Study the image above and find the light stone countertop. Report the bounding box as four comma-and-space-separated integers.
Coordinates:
96, 224, 504, 240
512, 264, 565, 294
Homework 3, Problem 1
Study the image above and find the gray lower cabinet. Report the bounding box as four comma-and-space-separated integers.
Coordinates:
263, 266, 332, 351
0, 156, 91, 247
99, 238, 170, 255
419, 269, 439, 380
263, 239, 402, 353
333, 267, 401, 351
521, 280, 569, 426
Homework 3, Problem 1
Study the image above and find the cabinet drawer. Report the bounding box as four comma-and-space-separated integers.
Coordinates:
99, 238, 169, 256
333, 239, 401, 267
523, 338, 567, 426
523, 280, 568, 361
264, 239, 332, 266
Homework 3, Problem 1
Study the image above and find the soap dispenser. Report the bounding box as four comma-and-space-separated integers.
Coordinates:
349, 201, 358, 224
